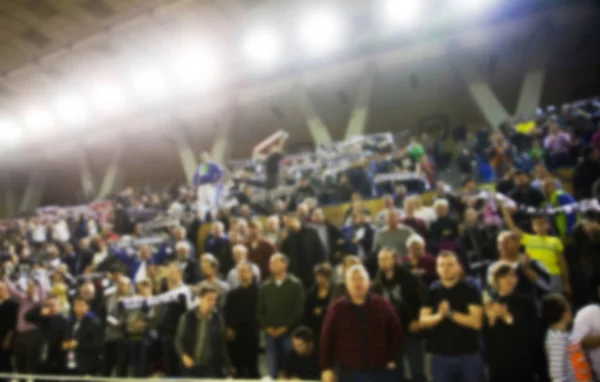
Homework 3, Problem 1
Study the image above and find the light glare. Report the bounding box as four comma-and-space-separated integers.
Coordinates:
0, 118, 23, 148
90, 83, 125, 114
243, 27, 282, 68
54, 94, 87, 127
22, 107, 53, 133
169, 44, 219, 90
383, 0, 423, 28
131, 67, 166, 100
455, 0, 495, 15
298, 9, 344, 55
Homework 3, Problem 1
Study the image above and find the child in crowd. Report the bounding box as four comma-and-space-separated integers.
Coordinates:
541, 294, 575, 382
501, 206, 570, 295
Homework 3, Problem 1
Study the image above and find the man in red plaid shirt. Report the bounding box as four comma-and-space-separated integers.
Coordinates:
320, 264, 401, 382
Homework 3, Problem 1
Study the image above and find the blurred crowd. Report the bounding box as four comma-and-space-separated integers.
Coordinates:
0, 95, 599, 382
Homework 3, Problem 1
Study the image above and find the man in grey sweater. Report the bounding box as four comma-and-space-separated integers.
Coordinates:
373, 208, 414, 257
258, 253, 305, 378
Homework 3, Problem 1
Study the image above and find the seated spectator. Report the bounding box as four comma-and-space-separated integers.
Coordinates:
226, 244, 260, 288
297, 202, 312, 223
393, 185, 407, 208
488, 133, 513, 179
175, 241, 201, 285
541, 294, 575, 382
336, 173, 354, 203
528, 139, 545, 164
435, 181, 463, 217
460, 208, 496, 269
401, 197, 428, 239
373, 208, 414, 258
342, 211, 374, 263
282, 326, 320, 381
310, 208, 344, 264
293, 177, 318, 205
531, 164, 563, 192
263, 215, 282, 247
411, 196, 436, 227
541, 179, 577, 241
544, 121, 573, 169
572, 146, 600, 200
508, 170, 545, 232
402, 234, 437, 286
483, 264, 537, 382
376, 194, 403, 229
343, 195, 371, 226
430, 199, 460, 254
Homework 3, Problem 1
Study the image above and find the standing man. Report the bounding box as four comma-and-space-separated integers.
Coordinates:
193, 151, 224, 222
160, 264, 189, 377
320, 264, 401, 382
0, 282, 18, 375
198, 254, 230, 309
258, 254, 305, 379
419, 251, 484, 382
175, 285, 231, 378
224, 262, 260, 379
63, 296, 103, 376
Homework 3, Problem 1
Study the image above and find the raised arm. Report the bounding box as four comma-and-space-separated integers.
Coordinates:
4, 277, 25, 302
500, 204, 522, 236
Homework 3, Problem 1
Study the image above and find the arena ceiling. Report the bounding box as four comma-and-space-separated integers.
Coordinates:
0, 0, 599, 170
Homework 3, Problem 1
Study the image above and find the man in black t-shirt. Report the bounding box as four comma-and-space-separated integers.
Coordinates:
282, 326, 320, 380
419, 251, 484, 382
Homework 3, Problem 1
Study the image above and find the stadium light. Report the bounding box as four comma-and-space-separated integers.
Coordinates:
22, 107, 53, 133
243, 27, 282, 69
54, 94, 88, 127
454, 0, 495, 15
382, 0, 424, 29
298, 8, 345, 56
169, 44, 219, 90
130, 67, 166, 101
0, 117, 24, 148
90, 82, 126, 114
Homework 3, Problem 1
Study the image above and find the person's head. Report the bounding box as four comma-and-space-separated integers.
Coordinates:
436, 251, 460, 283
352, 210, 366, 226
274, 200, 286, 213
237, 261, 254, 286
137, 279, 152, 297
291, 326, 315, 355
236, 218, 249, 237
339, 173, 348, 184
166, 263, 183, 285
497, 231, 520, 260
541, 179, 557, 198
79, 282, 95, 301
311, 208, 325, 225
265, 215, 280, 233
433, 199, 449, 218
269, 253, 289, 277
406, 234, 425, 258
395, 185, 407, 196
314, 263, 332, 289
463, 178, 477, 193
47, 244, 59, 259
548, 121, 560, 134
541, 294, 572, 328
232, 244, 248, 264
199, 151, 210, 163
403, 196, 416, 216
45, 295, 61, 315
514, 170, 530, 188
172, 225, 186, 241
197, 285, 218, 315
377, 248, 396, 273
201, 253, 219, 278
117, 277, 131, 296
297, 203, 310, 219
436, 181, 447, 195
492, 264, 517, 295
139, 245, 152, 261
341, 255, 361, 276
240, 204, 252, 218
248, 219, 262, 240
176, 241, 191, 261
299, 177, 310, 188
351, 192, 362, 203
382, 194, 394, 208
464, 208, 478, 225
73, 296, 89, 319
212, 221, 225, 236
0, 282, 7, 301
386, 208, 400, 230
285, 214, 302, 232
345, 264, 370, 302
531, 214, 550, 236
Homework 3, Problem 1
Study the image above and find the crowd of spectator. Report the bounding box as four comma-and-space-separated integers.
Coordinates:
0, 96, 599, 382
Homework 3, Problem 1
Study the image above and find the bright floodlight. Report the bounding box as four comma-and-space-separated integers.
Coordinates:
455, 0, 495, 15
131, 67, 166, 100
170, 47, 219, 90
22, 107, 53, 132
298, 9, 344, 55
90, 82, 125, 114
243, 27, 282, 68
54, 94, 87, 127
0, 118, 23, 147
383, 0, 423, 28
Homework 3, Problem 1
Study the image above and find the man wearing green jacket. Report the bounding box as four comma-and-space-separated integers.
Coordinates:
258, 253, 305, 378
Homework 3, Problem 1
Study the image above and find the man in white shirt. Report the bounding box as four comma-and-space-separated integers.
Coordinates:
571, 304, 600, 377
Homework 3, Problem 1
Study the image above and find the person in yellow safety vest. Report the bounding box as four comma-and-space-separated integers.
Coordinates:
541, 180, 577, 241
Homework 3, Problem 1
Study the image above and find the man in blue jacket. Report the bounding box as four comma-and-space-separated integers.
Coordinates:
193, 152, 224, 222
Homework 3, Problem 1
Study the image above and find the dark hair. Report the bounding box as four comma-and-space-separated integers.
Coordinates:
314, 263, 333, 279
198, 285, 218, 298
541, 294, 568, 325
531, 213, 548, 221
292, 326, 315, 342
492, 264, 515, 284
462, 177, 475, 187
